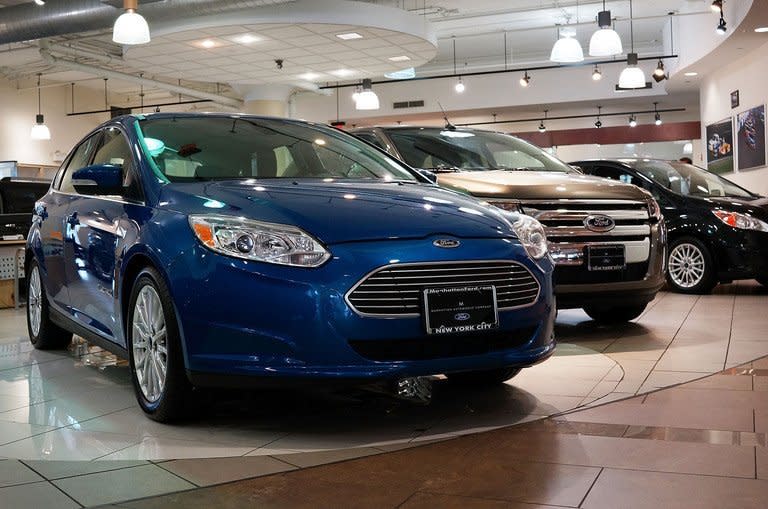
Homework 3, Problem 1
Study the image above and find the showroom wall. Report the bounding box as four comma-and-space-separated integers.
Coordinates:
0, 77, 109, 167
700, 39, 768, 195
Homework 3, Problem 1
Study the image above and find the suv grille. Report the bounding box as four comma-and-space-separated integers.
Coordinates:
346, 261, 540, 316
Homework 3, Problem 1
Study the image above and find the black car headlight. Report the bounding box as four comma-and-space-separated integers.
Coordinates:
512, 215, 548, 260
712, 210, 768, 232
189, 215, 330, 267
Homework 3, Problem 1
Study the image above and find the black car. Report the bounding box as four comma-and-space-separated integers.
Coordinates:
572, 159, 768, 294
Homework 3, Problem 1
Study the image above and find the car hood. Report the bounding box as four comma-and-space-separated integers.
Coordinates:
437, 170, 649, 201
158, 179, 519, 244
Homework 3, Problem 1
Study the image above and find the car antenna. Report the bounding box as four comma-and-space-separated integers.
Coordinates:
438, 102, 456, 130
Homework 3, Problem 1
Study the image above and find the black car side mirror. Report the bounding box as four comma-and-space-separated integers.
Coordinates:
415, 168, 438, 184
71, 164, 123, 196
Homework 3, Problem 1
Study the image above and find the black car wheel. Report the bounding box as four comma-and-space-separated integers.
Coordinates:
584, 303, 647, 323
447, 367, 522, 386
666, 237, 717, 294
27, 260, 72, 350
127, 267, 191, 422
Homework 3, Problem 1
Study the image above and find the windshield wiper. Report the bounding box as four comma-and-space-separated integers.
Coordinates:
422, 166, 462, 173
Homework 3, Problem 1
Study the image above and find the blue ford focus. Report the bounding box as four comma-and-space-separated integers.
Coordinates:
26, 113, 555, 421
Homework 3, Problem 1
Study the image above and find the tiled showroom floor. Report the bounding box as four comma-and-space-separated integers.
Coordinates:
0, 281, 765, 507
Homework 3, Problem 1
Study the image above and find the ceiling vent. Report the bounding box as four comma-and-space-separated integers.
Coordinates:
393, 100, 425, 109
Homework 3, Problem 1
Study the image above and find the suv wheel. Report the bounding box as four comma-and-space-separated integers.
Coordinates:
27, 260, 72, 350
666, 237, 717, 294
447, 367, 521, 386
584, 304, 647, 323
127, 267, 191, 422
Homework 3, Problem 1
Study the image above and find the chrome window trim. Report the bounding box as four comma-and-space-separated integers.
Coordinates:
344, 259, 542, 318
50, 188, 146, 207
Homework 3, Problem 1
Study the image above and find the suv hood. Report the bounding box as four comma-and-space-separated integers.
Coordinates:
438, 170, 650, 202
159, 179, 519, 244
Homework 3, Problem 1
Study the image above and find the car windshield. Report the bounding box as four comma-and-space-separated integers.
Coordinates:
137, 116, 417, 182
628, 160, 756, 198
385, 128, 574, 173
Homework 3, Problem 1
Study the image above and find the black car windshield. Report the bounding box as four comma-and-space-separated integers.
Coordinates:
137, 116, 417, 182
385, 128, 573, 173
628, 160, 755, 198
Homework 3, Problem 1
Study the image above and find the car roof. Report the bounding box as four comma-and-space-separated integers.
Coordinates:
350, 125, 511, 136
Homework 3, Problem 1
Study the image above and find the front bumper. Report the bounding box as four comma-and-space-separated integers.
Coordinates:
555, 221, 666, 309
166, 237, 556, 386
712, 227, 768, 281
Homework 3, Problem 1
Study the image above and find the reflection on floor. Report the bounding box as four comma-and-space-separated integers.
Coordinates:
0, 282, 765, 507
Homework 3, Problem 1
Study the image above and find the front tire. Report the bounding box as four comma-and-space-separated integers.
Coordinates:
447, 367, 522, 386
666, 237, 717, 294
127, 267, 191, 422
584, 303, 647, 323
27, 260, 72, 350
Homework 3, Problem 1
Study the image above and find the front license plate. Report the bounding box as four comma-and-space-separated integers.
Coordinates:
423, 286, 499, 335
587, 245, 626, 271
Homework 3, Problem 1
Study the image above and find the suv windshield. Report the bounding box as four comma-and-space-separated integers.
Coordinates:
137, 116, 417, 182
628, 160, 755, 199
385, 128, 573, 173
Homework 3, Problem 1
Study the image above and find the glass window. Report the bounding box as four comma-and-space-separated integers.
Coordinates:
137, 117, 416, 182
385, 128, 574, 173
354, 132, 387, 151
628, 160, 755, 198
58, 133, 101, 193
586, 165, 638, 186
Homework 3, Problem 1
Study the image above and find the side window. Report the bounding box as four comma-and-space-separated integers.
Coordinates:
91, 127, 143, 201
355, 133, 386, 151
273, 146, 296, 177
587, 165, 637, 185
58, 133, 101, 193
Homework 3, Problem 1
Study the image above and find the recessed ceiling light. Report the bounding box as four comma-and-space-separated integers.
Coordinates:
388, 55, 411, 62
755, 27, 768, 33
684, 72, 698, 77
330, 69, 354, 77
233, 33, 261, 44
336, 32, 363, 40
299, 72, 320, 81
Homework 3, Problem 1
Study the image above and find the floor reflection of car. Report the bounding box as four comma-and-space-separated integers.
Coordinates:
572, 159, 768, 293
351, 126, 665, 323
26, 113, 556, 422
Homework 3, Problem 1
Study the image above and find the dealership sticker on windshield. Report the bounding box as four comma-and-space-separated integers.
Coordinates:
423, 286, 499, 335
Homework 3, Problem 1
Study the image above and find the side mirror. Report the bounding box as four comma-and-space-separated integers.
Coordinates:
71, 164, 123, 195
415, 168, 438, 184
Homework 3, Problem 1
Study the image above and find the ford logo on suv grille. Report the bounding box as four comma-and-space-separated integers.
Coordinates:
584, 214, 616, 232
433, 239, 460, 248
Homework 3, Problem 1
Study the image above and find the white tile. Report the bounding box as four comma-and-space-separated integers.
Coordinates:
0, 481, 79, 509
0, 428, 140, 461
97, 437, 255, 461
0, 459, 44, 487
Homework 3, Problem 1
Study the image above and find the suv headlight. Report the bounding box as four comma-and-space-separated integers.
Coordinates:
512, 215, 548, 260
712, 210, 768, 232
648, 199, 662, 221
189, 215, 331, 267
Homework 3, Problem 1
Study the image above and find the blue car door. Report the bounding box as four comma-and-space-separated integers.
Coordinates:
63, 127, 145, 344
39, 132, 102, 313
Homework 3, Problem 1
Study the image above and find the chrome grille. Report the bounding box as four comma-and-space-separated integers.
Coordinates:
346, 261, 540, 316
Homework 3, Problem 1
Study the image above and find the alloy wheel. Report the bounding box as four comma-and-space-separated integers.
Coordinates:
28, 266, 42, 337
668, 243, 706, 289
131, 285, 168, 403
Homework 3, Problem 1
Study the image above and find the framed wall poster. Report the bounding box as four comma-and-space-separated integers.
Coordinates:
731, 90, 739, 109
736, 105, 767, 171
705, 118, 734, 175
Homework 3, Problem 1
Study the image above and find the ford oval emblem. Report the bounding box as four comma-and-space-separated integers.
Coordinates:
454, 312, 471, 321
433, 239, 460, 248
584, 214, 616, 233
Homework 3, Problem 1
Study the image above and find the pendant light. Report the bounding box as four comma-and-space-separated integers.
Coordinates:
538, 110, 549, 133
618, 0, 647, 89
589, 0, 623, 57
452, 39, 466, 93
592, 64, 603, 81
113, 0, 151, 45
519, 71, 531, 87
628, 114, 637, 128
551, 5, 584, 64
30, 74, 51, 141
355, 79, 380, 110
654, 102, 663, 125
716, 13, 727, 35
594, 106, 603, 128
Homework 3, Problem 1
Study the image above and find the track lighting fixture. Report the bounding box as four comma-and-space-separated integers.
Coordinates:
355, 79, 380, 110
589, 0, 623, 56
716, 14, 727, 35
455, 78, 465, 93
629, 114, 637, 128
592, 65, 602, 81
538, 110, 548, 133
655, 113, 662, 126
519, 71, 531, 87
33, 0, 45, 5
595, 106, 603, 128
113, 0, 150, 45
452, 39, 466, 93
711, 0, 723, 13
653, 59, 667, 83
30, 74, 50, 140
654, 102, 662, 126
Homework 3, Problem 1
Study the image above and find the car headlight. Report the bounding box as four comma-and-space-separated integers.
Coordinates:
486, 200, 523, 213
189, 215, 331, 267
512, 215, 548, 260
712, 210, 768, 232
648, 199, 662, 221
